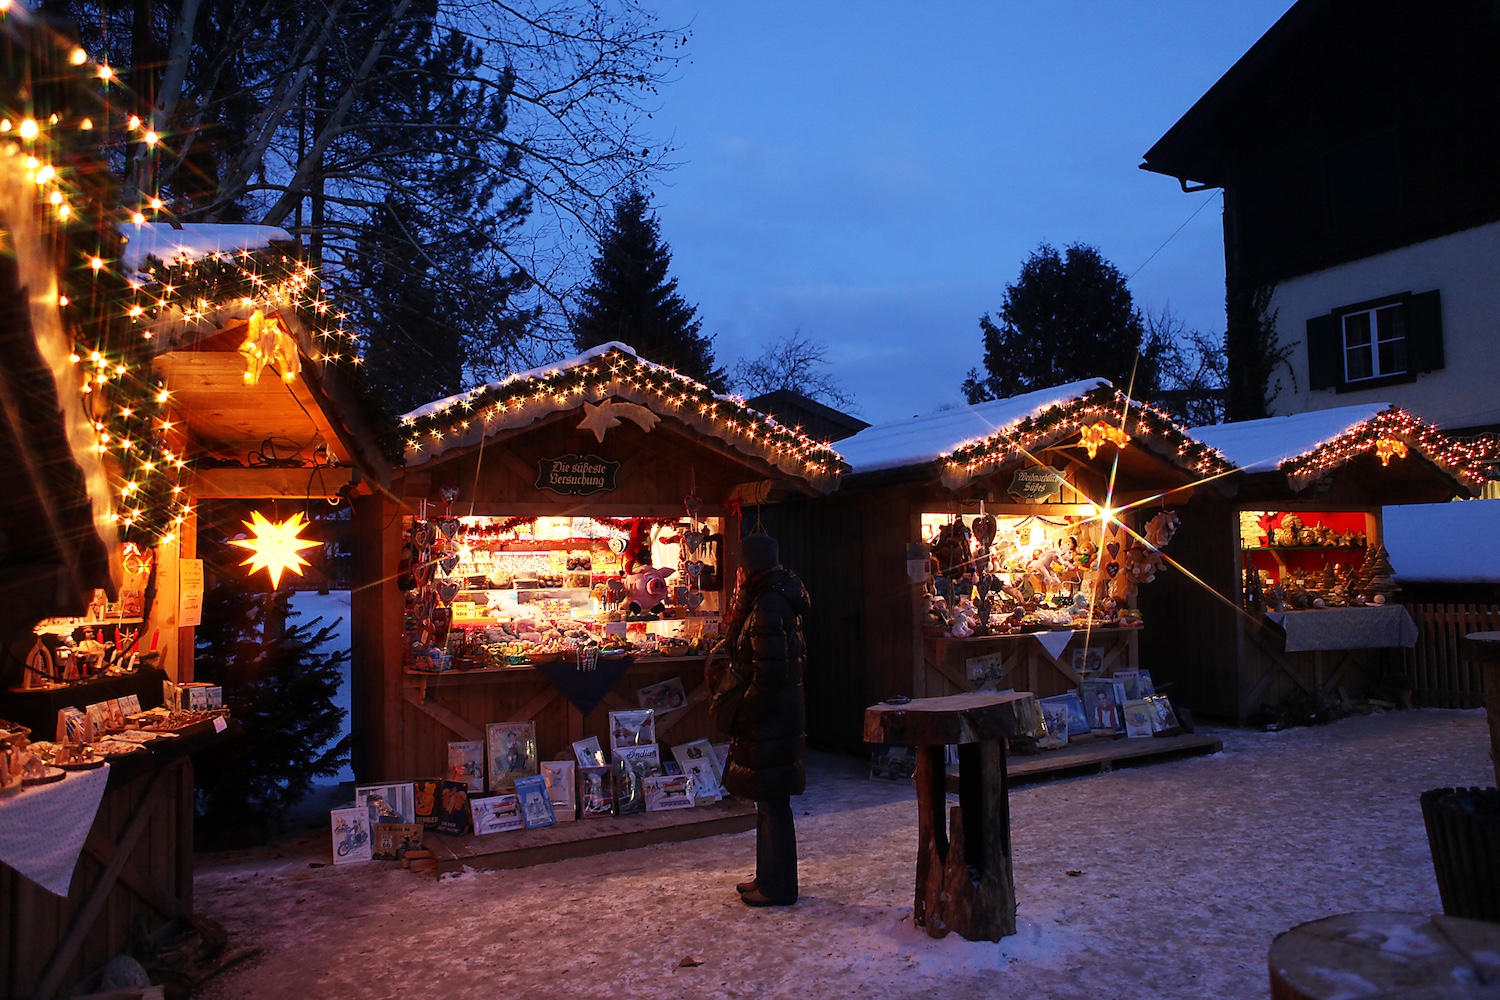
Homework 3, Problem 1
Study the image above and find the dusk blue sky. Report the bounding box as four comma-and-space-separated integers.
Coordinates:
642, 1, 1296, 424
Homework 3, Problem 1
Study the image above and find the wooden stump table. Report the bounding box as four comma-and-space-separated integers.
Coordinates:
1269, 911, 1500, 998
1461, 632, 1500, 788
864, 690, 1040, 942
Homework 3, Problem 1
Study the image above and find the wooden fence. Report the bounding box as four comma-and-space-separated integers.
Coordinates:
1404, 602, 1500, 708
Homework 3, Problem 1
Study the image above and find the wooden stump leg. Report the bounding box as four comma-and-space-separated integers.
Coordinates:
912, 738, 1016, 942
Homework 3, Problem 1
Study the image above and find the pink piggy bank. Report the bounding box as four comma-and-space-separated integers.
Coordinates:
624, 565, 674, 613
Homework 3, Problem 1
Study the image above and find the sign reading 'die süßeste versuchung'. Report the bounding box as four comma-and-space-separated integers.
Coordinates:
536, 454, 620, 496
1007, 466, 1065, 502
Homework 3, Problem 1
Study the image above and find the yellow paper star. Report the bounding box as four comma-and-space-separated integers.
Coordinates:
1077, 421, 1132, 460
228, 510, 319, 588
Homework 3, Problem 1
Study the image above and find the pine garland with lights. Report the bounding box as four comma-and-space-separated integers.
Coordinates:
1, 10, 193, 547
941, 386, 1233, 488
402, 345, 846, 489
1280, 406, 1495, 493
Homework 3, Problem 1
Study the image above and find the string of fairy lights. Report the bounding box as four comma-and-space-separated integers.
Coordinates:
2, 8, 358, 549
1281, 406, 1495, 492
941, 387, 1234, 488
402, 346, 847, 485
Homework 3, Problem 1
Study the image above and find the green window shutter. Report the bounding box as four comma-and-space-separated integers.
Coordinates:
1405, 289, 1444, 372
1306, 312, 1342, 390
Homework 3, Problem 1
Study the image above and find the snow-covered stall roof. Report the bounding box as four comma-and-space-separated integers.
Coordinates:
121, 222, 294, 271
936, 384, 1233, 489
1385, 499, 1500, 583
1190, 405, 1388, 473
401, 342, 845, 492
837, 380, 1110, 477
1191, 404, 1491, 492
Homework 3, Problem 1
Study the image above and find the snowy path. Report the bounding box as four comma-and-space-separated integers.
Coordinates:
193, 710, 1489, 999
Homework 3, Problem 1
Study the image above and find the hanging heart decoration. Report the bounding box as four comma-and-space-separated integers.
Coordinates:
438, 581, 460, 606
414, 558, 433, 589
1106, 541, 1121, 559
436, 517, 461, 539
685, 560, 704, 582
682, 529, 706, 553
440, 554, 460, 575
971, 514, 997, 549
413, 522, 434, 549
439, 486, 460, 505
684, 494, 703, 519
686, 591, 705, 610
608, 537, 628, 554
1106, 562, 1121, 578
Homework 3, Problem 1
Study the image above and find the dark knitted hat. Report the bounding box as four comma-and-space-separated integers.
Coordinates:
739, 532, 780, 574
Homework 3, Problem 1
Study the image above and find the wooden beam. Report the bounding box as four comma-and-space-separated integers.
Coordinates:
505, 686, 565, 725
402, 688, 484, 742
287, 374, 354, 464
186, 465, 355, 499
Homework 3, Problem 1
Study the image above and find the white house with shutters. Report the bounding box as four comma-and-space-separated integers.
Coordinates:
1140, 0, 1500, 443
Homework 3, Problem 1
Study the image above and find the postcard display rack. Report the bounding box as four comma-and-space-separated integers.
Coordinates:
913, 504, 1196, 749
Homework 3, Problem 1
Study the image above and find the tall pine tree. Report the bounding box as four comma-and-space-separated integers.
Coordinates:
573, 189, 726, 390
962, 243, 1169, 403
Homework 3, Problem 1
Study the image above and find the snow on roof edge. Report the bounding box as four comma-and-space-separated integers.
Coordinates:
838, 378, 1112, 476
120, 222, 294, 271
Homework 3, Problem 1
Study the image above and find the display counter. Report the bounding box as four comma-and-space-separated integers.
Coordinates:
0, 716, 240, 1000
918, 627, 1140, 701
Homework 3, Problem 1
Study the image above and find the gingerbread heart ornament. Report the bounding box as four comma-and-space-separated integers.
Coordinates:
437, 581, 460, 606
439, 554, 460, 575
1106, 562, 1121, 578
685, 560, 705, 583
971, 514, 997, 549
436, 517, 460, 539
686, 591, 705, 610
1106, 541, 1121, 559
682, 529, 706, 554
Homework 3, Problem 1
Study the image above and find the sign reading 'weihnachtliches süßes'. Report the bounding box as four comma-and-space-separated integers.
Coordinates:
536, 454, 620, 496
1007, 466, 1065, 502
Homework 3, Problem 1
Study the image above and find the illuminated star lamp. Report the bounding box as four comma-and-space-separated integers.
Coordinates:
229, 510, 319, 588
1374, 436, 1409, 467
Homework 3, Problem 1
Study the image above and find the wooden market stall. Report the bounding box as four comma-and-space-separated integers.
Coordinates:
352, 343, 843, 796
762, 379, 1233, 754
1136, 403, 1490, 723
1, 212, 389, 998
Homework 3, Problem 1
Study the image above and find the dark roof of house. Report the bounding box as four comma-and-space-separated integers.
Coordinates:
1140, 0, 1341, 187
745, 389, 871, 443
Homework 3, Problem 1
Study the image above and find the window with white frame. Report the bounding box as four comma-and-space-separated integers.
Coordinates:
1341, 301, 1407, 383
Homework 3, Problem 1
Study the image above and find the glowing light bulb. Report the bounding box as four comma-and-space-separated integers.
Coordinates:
127, 115, 140, 131
18, 119, 38, 140
79, 118, 93, 130
70, 48, 87, 66
130, 212, 145, 224
89, 256, 103, 271
98, 64, 115, 82
149, 197, 163, 210
143, 130, 158, 146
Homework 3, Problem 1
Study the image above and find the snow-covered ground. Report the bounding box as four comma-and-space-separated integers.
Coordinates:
192, 709, 1489, 999
285, 590, 354, 784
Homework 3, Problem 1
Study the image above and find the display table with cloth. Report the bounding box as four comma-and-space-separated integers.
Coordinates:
1264, 606, 1418, 652
0, 718, 239, 1000
0, 765, 110, 896
864, 690, 1039, 942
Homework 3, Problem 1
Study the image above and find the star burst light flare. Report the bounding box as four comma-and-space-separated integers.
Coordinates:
228, 510, 319, 588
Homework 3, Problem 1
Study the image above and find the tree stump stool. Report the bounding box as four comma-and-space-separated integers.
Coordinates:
864, 690, 1040, 942
1269, 911, 1500, 999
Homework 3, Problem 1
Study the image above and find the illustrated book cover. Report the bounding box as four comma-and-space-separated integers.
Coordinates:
331, 807, 371, 864
513, 774, 557, 829
446, 740, 486, 792
486, 721, 538, 791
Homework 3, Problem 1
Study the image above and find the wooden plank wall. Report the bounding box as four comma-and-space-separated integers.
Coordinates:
1, 759, 192, 1000
1404, 602, 1500, 709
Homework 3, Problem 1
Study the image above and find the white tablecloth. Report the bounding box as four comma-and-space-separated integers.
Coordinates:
1264, 606, 1419, 653
0, 764, 110, 895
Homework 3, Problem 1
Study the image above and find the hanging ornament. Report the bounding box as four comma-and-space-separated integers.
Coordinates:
1374, 437, 1408, 466
237, 310, 301, 385
684, 493, 703, 520
228, 510, 319, 588
1077, 421, 1132, 460
577, 399, 661, 442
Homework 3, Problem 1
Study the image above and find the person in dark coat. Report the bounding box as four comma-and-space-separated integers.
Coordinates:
708, 531, 809, 907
